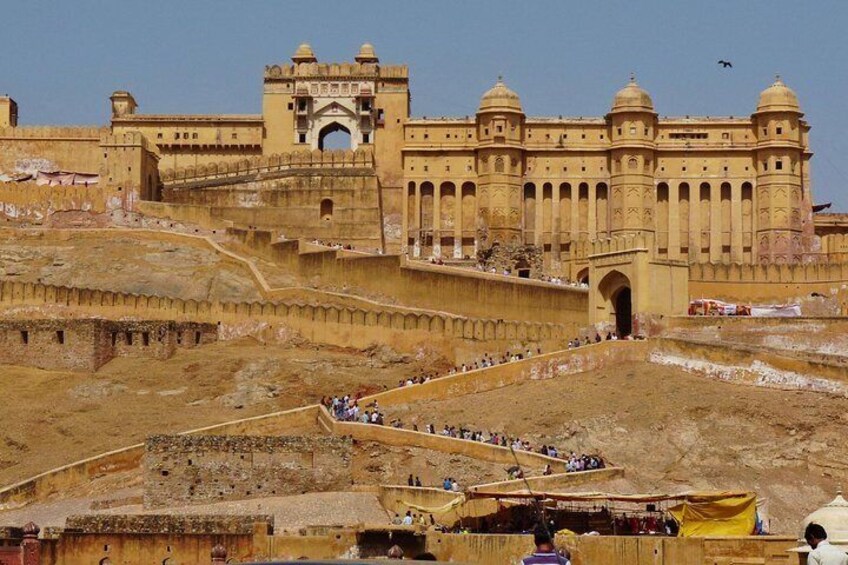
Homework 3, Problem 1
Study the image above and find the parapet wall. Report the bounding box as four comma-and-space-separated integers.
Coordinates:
689, 261, 848, 304
0, 127, 107, 180
230, 231, 589, 326
0, 318, 217, 372
0, 280, 572, 358
143, 435, 352, 508
64, 514, 273, 535
161, 147, 375, 186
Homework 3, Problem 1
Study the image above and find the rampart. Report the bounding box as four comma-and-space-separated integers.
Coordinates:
229, 231, 589, 326
660, 316, 848, 364
425, 532, 798, 565
160, 147, 375, 186
0, 318, 216, 372
64, 514, 273, 535
0, 126, 106, 181
689, 261, 848, 304
143, 435, 352, 508
0, 280, 573, 359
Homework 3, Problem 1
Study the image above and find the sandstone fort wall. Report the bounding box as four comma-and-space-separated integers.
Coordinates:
229, 229, 590, 325
0, 319, 216, 372
143, 435, 352, 508
0, 127, 105, 176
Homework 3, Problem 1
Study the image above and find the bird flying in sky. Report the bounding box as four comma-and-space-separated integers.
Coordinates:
718, 60, 733, 68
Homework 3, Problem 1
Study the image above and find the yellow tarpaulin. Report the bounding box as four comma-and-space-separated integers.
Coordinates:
668, 493, 757, 537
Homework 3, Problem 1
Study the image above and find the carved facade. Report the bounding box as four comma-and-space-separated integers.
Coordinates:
1, 43, 845, 274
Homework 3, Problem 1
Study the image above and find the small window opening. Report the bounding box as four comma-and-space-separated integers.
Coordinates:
20, 330, 28, 345
125, 332, 133, 346
195, 331, 201, 345
298, 133, 306, 143
142, 332, 150, 346
56, 330, 65, 344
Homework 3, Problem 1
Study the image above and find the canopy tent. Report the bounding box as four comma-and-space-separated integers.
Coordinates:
464, 490, 760, 537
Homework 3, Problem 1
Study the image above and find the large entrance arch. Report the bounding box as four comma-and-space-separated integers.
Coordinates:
596, 269, 633, 337
613, 286, 632, 336
318, 122, 352, 150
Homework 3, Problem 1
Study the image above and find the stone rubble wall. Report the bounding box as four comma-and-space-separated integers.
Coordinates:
143, 435, 352, 508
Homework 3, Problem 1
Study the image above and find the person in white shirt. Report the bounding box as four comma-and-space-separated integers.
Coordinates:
401, 511, 413, 526
805, 523, 848, 565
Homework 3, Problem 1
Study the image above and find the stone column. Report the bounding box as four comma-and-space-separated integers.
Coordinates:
731, 182, 743, 263
433, 182, 442, 257
454, 185, 463, 258
570, 183, 579, 243
588, 183, 597, 240
211, 544, 227, 564
413, 182, 422, 258
21, 522, 40, 565
710, 183, 721, 262
689, 187, 700, 262
668, 182, 680, 260
551, 183, 561, 264
534, 182, 543, 247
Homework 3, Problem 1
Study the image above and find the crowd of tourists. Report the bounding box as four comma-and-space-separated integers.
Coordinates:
396, 347, 543, 388
309, 239, 384, 254
324, 395, 604, 475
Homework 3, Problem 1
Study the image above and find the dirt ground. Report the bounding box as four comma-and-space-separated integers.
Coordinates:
381, 361, 848, 534
0, 235, 262, 302
0, 338, 442, 486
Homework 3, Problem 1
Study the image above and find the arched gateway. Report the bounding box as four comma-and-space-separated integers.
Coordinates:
587, 233, 689, 336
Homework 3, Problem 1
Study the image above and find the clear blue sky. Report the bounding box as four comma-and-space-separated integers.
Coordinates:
3, 0, 847, 209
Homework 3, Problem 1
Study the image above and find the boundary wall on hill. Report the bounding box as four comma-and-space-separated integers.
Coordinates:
689, 261, 848, 305
0, 279, 573, 359
229, 230, 589, 326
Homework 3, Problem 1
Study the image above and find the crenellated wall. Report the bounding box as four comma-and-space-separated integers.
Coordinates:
689, 261, 848, 306
160, 147, 375, 186
0, 318, 216, 372
0, 279, 575, 360
0, 126, 105, 176
229, 230, 589, 326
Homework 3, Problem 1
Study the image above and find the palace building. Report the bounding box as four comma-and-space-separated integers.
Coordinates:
1, 43, 847, 327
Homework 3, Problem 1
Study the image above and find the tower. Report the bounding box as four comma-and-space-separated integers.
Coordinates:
0, 96, 18, 128
109, 90, 137, 118
607, 75, 657, 238
475, 78, 525, 248
753, 76, 808, 264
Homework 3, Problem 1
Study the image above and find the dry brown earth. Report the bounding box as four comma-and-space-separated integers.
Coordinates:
382, 361, 848, 534
0, 236, 262, 301
0, 339, 443, 486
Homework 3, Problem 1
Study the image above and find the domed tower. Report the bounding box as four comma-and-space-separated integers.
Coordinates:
355, 43, 379, 64
475, 77, 525, 247
753, 76, 809, 264
291, 42, 317, 64
607, 75, 658, 237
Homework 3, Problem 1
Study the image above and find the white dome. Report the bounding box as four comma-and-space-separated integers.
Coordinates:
801, 489, 848, 547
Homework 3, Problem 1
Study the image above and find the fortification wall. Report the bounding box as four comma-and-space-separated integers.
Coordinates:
27, 527, 798, 565
158, 148, 383, 249
143, 435, 352, 508
425, 532, 798, 565
0, 280, 571, 362
230, 232, 589, 326
689, 261, 848, 305
0, 183, 124, 223
0, 127, 105, 175
650, 337, 848, 395
661, 316, 848, 362
0, 319, 217, 372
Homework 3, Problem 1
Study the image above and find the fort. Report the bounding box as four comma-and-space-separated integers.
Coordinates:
0, 41, 846, 565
